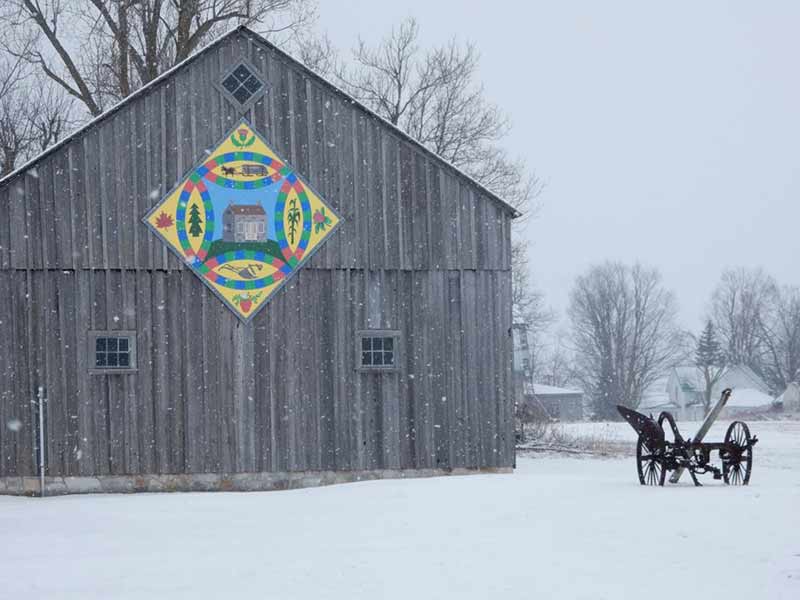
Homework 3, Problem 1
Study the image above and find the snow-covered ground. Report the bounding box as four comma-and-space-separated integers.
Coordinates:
1, 420, 798, 600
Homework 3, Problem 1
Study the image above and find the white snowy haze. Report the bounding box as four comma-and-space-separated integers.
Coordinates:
320, 1, 800, 331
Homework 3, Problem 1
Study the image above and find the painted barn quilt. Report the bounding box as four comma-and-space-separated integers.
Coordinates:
144, 120, 341, 321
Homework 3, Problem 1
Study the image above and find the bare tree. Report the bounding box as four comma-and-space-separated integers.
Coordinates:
29, 84, 74, 152
710, 267, 777, 380
511, 240, 552, 329
761, 286, 800, 393
0, 50, 75, 175
569, 262, 683, 419
510, 239, 553, 379
0, 0, 316, 116
0, 53, 32, 175
292, 28, 339, 76
535, 334, 577, 389
335, 17, 540, 217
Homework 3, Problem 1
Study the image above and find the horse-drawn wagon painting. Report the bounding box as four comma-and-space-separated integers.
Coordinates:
618, 389, 758, 486
144, 120, 341, 320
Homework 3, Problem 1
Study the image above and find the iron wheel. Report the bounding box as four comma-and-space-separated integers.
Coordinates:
722, 421, 753, 485
636, 436, 666, 486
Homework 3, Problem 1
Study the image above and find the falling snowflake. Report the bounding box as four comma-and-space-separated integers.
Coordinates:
7, 419, 22, 432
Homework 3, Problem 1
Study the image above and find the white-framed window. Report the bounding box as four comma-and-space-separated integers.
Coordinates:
89, 331, 137, 374
356, 330, 401, 371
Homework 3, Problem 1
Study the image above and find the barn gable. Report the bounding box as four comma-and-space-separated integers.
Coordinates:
0, 26, 515, 275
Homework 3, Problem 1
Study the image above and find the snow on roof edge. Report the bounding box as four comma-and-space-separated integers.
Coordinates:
0, 26, 522, 218
727, 387, 775, 408
532, 384, 583, 396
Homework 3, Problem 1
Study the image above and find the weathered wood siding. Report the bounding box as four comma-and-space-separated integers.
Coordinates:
0, 30, 514, 479
0, 269, 512, 476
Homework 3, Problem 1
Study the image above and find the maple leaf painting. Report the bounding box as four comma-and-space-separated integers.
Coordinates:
155, 211, 174, 229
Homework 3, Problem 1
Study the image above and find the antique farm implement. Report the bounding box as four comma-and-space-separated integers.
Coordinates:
617, 389, 758, 486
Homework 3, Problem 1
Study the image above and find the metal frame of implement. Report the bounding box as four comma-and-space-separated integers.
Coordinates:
617, 389, 758, 486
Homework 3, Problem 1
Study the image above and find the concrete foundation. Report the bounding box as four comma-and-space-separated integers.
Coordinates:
0, 467, 513, 497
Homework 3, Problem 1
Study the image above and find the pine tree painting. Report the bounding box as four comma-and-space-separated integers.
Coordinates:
188, 203, 203, 237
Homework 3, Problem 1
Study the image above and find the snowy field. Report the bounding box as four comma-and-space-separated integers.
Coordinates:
1, 420, 798, 600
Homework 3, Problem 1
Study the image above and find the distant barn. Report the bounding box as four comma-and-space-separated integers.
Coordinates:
0, 26, 517, 496
531, 385, 585, 422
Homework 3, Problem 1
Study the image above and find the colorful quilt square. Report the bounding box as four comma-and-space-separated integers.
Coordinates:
144, 120, 341, 321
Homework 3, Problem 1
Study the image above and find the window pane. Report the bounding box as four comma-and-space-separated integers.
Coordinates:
361, 351, 372, 366
383, 337, 393, 351
118, 338, 128, 352
372, 337, 383, 351
233, 86, 252, 104
233, 64, 252, 82
222, 74, 240, 93
361, 337, 371, 351
118, 353, 130, 367
95, 352, 106, 367
384, 351, 394, 366
96, 338, 106, 352
243, 75, 263, 93
107, 353, 118, 367
373, 351, 384, 366
107, 338, 118, 352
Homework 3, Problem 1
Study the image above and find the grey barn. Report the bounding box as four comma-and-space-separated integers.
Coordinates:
0, 26, 516, 496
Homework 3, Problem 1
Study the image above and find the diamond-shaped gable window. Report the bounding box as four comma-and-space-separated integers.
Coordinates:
219, 62, 265, 108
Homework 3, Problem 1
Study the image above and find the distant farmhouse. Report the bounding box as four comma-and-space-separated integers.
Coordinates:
223, 204, 268, 242
641, 365, 776, 420
776, 383, 800, 413
532, 384, 585, 422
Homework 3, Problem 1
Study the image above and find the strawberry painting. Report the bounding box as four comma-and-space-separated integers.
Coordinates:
313, 207, 332, 233
232, 292, 263, 314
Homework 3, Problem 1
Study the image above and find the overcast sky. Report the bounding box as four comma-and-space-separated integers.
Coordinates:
319, 1, 800, 332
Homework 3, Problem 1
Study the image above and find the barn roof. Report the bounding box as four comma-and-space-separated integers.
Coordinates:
670, 365, 770, 395
0, 26, 521, 218
225, 204, 266, 216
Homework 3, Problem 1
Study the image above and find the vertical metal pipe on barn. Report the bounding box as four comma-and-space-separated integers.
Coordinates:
36, 386, 46, 498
